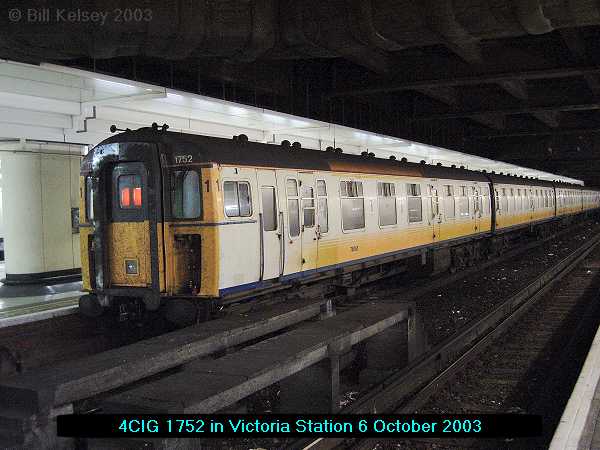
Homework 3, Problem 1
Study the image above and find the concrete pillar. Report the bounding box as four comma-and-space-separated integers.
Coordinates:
277, 359, 338, 413
0, 140, 84, 284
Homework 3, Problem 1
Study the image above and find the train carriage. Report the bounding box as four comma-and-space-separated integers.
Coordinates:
78, 127, 600, 320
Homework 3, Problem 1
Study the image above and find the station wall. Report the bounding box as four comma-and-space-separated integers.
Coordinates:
0, 141, 84, 279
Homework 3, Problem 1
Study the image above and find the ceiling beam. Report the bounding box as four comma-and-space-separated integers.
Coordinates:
498, 80, 529, 100
531, 110, 560, 128
331, 66, 600, 97
468, 113, 505, 130
468, 127, 600, 139
413, 102, 600, 121
560, 29, 600, 98
414, 86, 504, 129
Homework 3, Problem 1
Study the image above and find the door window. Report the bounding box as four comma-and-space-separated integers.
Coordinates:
317, 180, 328, 234
111, 162, 146, 222
458, 186, 469, 217
287, 179, 300, 237
119, 174, 143, 209
444, 185, 455, 218
261, 186, 277, 231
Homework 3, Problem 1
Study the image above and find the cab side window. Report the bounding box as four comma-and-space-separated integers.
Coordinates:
171, 170, 202, 219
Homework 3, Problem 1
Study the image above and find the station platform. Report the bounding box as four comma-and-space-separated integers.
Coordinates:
550, 321, 600, 449
0, 263, 82, 328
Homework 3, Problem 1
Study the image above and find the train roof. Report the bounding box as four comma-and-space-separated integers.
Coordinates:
97, 128, 583, 190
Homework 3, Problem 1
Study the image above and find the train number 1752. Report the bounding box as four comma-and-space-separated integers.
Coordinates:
174, 155, 193, 164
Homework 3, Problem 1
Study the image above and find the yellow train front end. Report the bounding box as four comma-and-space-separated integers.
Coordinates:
78, 132, 220, 321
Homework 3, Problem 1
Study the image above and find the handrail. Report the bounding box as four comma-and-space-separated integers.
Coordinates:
279, 211, 285, 277
258, 213, 264, 282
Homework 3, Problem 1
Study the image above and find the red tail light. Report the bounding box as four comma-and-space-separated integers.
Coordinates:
120, 188, 131, 207
133, 187, 142, 207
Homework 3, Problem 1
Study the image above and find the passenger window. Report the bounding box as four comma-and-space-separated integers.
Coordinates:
317, 180, 328, 234
238, 183, 252, 216
171, 170, 202, 219
341, 181, 365, 230
118, 174, 142, 209
85, 175, 94, 221
287, 179, 300, 237
501, 188, 508, 212
224, 181, 252, 217
261, 187, 277, 231
444, 185, 455, 218
407, 183, 422, 223
377, 182, 397, 226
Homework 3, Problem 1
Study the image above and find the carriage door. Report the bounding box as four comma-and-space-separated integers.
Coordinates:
299, 172, 318, 272
109, 162, 152, 287
529, 189, 535, 220
257, 170, 281, 281
472, 186, 481, 232
429, 184, 441, 241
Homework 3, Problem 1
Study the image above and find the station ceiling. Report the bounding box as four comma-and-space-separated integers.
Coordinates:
1, 0, 600, 185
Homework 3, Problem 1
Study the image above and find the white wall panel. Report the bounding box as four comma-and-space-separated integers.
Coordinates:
0, 142, 82, 277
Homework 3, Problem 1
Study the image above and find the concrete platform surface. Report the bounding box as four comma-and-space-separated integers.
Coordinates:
103, 302, 411, 414
0, 259, 82, 327
0, 296, 328, 412
550, 321, 600, 449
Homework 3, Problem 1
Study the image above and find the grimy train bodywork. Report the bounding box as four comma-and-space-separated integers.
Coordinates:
79, 127, 600, 319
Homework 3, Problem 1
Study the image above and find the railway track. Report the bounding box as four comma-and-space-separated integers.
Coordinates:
295, 225, 600, 450
1, 221, 599, 449
1, 220, 592, 377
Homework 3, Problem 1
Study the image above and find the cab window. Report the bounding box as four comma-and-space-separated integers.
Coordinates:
171, 170, 202, 219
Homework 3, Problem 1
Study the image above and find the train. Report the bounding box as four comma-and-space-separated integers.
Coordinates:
78, 124, 600, 322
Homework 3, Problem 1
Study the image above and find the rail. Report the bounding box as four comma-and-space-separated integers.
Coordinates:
297, 231, 600, 450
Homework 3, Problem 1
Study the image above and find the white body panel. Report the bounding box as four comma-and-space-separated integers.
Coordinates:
216, 166, 594, 294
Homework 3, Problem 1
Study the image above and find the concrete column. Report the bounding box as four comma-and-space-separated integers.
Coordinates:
0, 140, 84, 284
